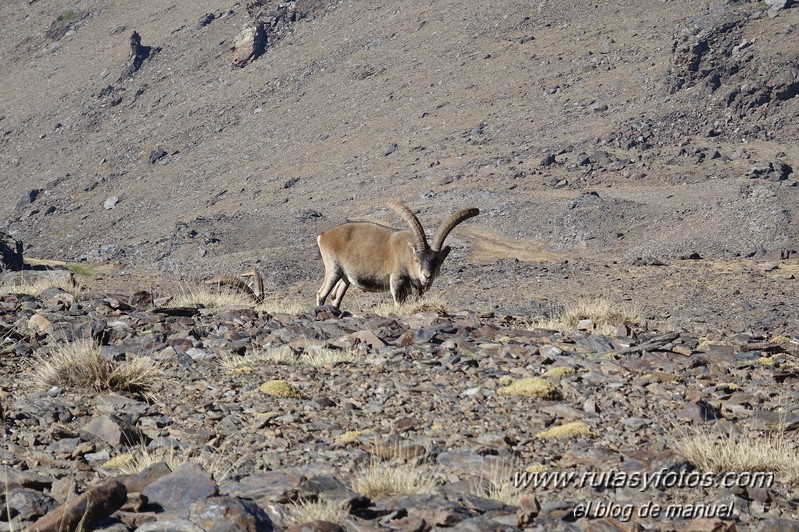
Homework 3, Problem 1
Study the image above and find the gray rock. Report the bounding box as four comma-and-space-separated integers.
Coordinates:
765, 0, 791, 10
5, 488, 58, 520
80, 414, 141, 446
103, 195, 119, 209
189, 496, 274, 531
232, 23, 267, 67
0, 232, 23, 272
141, 463, 218, 512
135, 517, 206, 531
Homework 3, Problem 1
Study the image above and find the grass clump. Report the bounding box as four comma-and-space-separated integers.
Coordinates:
168, 285, 254, 309
220, 346, 361, 371
0, 273, 81, 299
497, 377, 562, 400
362, 293, 448, 318
351, 458, 437, 498
531, 296, 642, 335
285, 497, 350, 526
259, 379, 303, 399
104, 443, 234, 482
673, 429, 799, 483
32, 339, 161, 396
470, 460, 524, 506
256, 294, 308, 315
537, 421, 596, 440
220, 346, 297, 370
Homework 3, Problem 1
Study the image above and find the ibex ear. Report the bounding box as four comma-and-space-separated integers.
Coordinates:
439, 246, 451, 260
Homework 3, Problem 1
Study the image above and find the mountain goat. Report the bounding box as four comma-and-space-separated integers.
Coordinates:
316, 201, 479, 308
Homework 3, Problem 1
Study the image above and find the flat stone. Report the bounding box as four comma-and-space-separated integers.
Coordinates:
141, 463, 217, 512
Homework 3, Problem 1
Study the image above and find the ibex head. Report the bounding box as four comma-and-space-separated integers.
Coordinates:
316, 200, 480, 308
387, 201, 479, 291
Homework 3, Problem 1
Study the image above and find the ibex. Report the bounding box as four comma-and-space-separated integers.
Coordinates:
316, 201, 479, 308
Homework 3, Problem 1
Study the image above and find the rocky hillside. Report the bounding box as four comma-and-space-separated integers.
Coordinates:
1, 1, 799, 530
1, 278, 798, 530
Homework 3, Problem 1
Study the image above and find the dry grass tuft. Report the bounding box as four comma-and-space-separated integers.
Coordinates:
0, 273, 82, 299
368, 293, 448, 318
259, 379, 304, 399
673, 429, 799, 483
351, 458, 437, 498
256, 294, 308, 315
105, 443, 234, 482
219, 346, 297, 370
168, 284, 253, 308
31, 339, 161, 395
530, 296, 642, 335
497, 377, 562, 400
302, 346, 362, 366
219, 346, 361, 371
335, 429, 376, 446
285, 497, 350, 526
470, 459, 524, 506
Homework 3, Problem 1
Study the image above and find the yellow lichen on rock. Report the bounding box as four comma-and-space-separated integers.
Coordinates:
259, 379, 303, 399
497, 377, 562, 400
102, 453, 134, 469
537, 421, 596, 440
541, 366, 575, 378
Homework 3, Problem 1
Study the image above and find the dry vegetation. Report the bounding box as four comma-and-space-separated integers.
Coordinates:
285, 497, 350, 527
105, 443, 235, 482
529, 296, 643, 335
219, 345, 361, 371
351, 457, 437, 498
674, 428, 799, 483
470, 460, 524, 507
31, 339, 161, 396
0, 273, 81, 299
167, 284, 254, 309
358, 293, 449, 318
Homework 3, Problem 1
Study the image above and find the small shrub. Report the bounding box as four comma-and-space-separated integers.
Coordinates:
59, 10, 77, 22
541, 366, 575, 378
